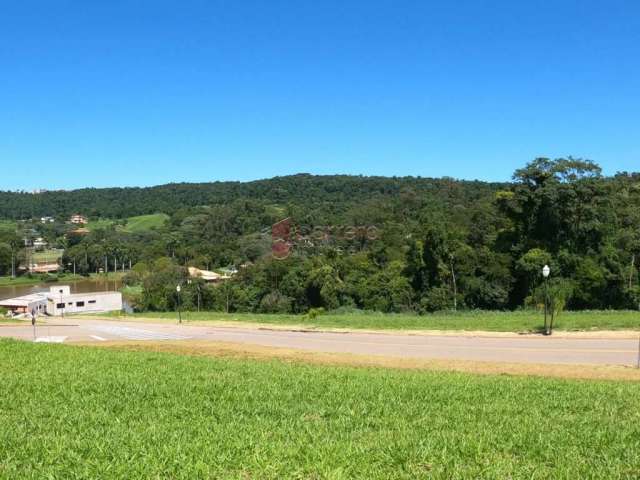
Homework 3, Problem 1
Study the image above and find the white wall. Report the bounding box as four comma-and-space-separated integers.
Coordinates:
47, 293, 122, 316
49, 286, 71, 296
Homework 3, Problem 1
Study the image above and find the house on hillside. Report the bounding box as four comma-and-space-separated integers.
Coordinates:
188, 266, 231, 284
69, 214, 88, 225
33, 237, 48, 249
29, 263, 60, 273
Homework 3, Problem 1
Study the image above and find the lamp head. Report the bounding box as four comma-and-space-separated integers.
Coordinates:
542, 265, 550, 278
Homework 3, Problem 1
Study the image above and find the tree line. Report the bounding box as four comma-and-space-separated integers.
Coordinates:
1, 158, 639, 313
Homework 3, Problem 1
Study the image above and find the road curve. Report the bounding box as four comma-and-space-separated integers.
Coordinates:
1, 319, 639, 366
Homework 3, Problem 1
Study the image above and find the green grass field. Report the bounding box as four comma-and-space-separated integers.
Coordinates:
84, 214, 167, 233
31, 248, 63, 263
122, 213, 169, 233
105, 309, 640, 332
0, 220, 16, 233
1, 339, 639, 478
85, 218, 115, 231
0, 272, 125, 287
0, 274, 70, 287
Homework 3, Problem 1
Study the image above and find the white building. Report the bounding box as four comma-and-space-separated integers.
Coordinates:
33, 237, 48, 249
46, 286, 122, 316
1, 286, 122, 317
0, 294, 48, 315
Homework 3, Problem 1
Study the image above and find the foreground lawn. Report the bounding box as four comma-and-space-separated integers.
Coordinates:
105, 309, 640, 332
0, 340, 639, 478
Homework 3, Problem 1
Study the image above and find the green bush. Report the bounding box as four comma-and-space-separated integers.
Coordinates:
420, 286, 455, 313
306, 307, 325, 320
258, 291, 293, 314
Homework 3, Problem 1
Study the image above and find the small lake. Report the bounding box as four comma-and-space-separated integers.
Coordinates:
0, 278, 123, 301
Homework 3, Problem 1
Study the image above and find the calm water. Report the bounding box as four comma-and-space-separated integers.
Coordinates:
0, 278, 123, 301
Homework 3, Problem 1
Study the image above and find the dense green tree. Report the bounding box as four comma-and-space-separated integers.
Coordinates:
3, 161, 640, 314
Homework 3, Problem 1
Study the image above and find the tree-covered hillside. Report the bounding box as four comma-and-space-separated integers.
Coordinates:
1, 158, 639, 313
0, 174, 503, 220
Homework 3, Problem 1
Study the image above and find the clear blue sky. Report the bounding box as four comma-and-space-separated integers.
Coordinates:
1, 0, 638, 190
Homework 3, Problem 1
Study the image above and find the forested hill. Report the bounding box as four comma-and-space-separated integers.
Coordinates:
0, 174, 505, 219
2, 158, 640, 312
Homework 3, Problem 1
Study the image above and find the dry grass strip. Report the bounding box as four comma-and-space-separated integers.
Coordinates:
78, 339, 640, 382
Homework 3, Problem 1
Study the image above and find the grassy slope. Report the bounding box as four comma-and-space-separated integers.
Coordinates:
0, 275, 75, 287
85, 214, 167, 233
0, 272, 125, 287
1, 339, 639, 479
31, 249, 63, 263
0, 220, 16, 233
105, 309, 640, 332
122, 213, 169, 233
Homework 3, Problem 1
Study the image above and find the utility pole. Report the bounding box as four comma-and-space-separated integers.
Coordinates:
450, 256, 457, 311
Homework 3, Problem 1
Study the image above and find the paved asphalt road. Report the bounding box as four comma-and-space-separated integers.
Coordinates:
1, 319, 639, 366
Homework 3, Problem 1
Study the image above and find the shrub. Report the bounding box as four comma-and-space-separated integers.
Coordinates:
420, 286, 455, 313
259, 291, 293, 314
306, 307, 325, 320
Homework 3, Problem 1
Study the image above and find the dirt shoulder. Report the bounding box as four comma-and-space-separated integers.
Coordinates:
76, 339, 640, 382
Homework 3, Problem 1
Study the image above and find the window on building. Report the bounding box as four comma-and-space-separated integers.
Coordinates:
56, 303, 65, 309
76, 301, 85, 307
88, 300, 97, 304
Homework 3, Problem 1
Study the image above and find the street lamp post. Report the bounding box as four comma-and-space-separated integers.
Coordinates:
176, 285, 182, 324
187, 279, 201, 312
542, 265, 550, 335
59, 289, 64, 319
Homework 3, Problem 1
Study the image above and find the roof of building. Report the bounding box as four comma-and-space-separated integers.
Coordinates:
0, 293, 48, 307
188, 266, 231, 281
